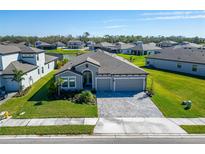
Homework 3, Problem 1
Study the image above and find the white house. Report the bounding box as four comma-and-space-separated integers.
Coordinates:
146, 47, 205, 77
0, 43, 58, 92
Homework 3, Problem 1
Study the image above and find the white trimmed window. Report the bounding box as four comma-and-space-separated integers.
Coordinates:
177, 63, 182, 69
69, 77, 76, 88
61, 77, 68, 88
192, 65, 197, 72
61, 76, 76, 89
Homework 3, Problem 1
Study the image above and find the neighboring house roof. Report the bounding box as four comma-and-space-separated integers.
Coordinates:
115, 42, 125, 45
132, 43, 161, 51
2, 61, 38, 75
147, 48, 205, 65
35, 41, 52, 47
0, 44, 44, 55
174, 42, 203, 49
68, 40, 83, 43
45, 54, 59, 64
118, 43, 136, 50
96, 42, 116, 47
53, 41, 66, 47
0, 44, 21, 54
159, 40, 178, 44
148, 42, 156, 46
57, 50, 147, 75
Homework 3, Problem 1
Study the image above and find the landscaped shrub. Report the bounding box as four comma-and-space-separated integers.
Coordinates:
13, 86, 31, 97
73, 91, 96, 105
62, 58, 69, 65
56, 60, 63, 69
56, 59, 69, 69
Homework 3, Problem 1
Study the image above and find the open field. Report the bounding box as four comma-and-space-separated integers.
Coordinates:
117, 54, 205, 117
0, 71, 98, 119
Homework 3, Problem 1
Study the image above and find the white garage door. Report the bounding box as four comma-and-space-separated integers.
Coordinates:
115, 78, 144, 92
96, 78, 111, 91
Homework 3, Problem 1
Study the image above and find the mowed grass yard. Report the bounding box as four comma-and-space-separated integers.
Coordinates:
0, 125, 95, 135
117, 54, 205, 118
0, 71, 98, 119
180, 125, 205, 134
46, 48, 90, 55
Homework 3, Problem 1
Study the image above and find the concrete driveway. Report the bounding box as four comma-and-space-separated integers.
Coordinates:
97, 92, 163, 117
94, 118, 187, 134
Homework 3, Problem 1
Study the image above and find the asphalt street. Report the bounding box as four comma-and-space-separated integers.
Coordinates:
0, 137, 205, 144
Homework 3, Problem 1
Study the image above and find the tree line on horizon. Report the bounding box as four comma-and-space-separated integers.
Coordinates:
0, 32, 204, 45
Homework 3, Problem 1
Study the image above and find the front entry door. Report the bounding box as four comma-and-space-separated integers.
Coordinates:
83, 71, 92, 89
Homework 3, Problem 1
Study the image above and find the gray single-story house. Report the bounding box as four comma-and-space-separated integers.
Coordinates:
132, 43, 162, 55
67, 40, 85, 49
35, 41, 56, 50
146, 47, 205, 77
94, 42, 118, 53
53, 41, 66, 48
55, 50, 148, 92
157, 40, 178, 48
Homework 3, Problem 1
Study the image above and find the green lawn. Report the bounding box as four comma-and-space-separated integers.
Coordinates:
117, 54, 205, 117
181, 125, 205, 134
46, 48, 90, 55
117, 54, 146, 67
0, 71, 98, 118
0, 125, 94, 135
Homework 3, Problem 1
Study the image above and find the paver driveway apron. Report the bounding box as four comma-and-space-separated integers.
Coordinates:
95, 92, 186, 134
96, 92, 164, 117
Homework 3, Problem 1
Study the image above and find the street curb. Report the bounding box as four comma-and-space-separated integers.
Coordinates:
1, 134, 205, 139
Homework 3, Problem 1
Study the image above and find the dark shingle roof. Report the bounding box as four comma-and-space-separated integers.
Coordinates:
0, 44, 21, 54
132, 44, 161, 51
147, 48, 205, 64
0, 44, 44, 55
53, 41, 66, 47
118, 43, 136, 50
57, 50, 147, 75
2, 61, 38, 75
45, 54, 59, 64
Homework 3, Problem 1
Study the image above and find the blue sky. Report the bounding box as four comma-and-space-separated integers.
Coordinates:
0, 10, 205, 37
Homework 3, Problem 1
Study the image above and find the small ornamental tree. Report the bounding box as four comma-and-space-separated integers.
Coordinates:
12, 68, 25, 94
55, 78, 64, 96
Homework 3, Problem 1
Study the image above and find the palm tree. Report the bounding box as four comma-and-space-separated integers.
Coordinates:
12, 68, 25, 94
55, 78, 64, 96
83, 32, 90, 38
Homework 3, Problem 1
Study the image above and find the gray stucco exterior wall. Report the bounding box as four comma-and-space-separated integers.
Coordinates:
55, 70, 83, 90
147, 58, 205, 77
75, 62, 99, 89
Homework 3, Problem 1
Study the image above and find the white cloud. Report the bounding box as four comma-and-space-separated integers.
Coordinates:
104, 25, 127, 29
103, 19, 127, 24
141, 11, 205, 16
141, 14, 205, 21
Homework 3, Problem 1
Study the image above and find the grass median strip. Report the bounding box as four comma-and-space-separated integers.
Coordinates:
0, 125, 95, 135
181, 125, 205, 134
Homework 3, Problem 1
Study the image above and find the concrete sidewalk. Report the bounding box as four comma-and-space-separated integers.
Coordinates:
168, 118, 205, 125
94, 118, 187, 134
1, 117, 205, 135
0, 118, 98, 127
